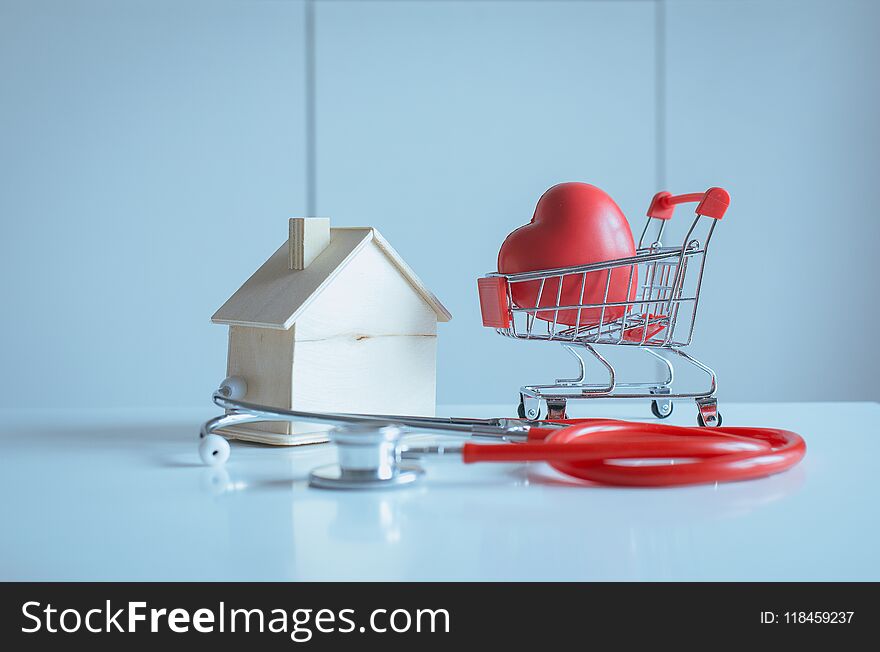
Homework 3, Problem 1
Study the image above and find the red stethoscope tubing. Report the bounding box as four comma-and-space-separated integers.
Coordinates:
461, 419, 806, 487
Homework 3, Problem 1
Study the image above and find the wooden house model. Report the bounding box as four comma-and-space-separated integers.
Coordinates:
212, 218, 451, 445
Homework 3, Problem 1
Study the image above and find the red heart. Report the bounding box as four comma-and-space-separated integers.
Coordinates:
498, 182, 637, 327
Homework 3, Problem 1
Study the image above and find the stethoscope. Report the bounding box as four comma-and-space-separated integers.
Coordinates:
199, 377, 806, 489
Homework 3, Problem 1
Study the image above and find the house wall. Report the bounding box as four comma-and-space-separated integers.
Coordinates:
290, 240, 438, 415
225, 325, 295, 436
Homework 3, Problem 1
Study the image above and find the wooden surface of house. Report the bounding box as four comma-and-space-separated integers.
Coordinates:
212, 220, 451, 445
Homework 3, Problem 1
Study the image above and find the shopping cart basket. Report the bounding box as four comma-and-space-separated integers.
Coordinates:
478, 187, 730, 426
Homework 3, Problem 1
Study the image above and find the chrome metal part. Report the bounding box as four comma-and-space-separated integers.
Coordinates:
483, 208, 722, 424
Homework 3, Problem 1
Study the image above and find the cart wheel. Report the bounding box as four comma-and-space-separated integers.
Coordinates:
517, 395, 541, 420
650, 399, 674, 419
697, 412, 723, 427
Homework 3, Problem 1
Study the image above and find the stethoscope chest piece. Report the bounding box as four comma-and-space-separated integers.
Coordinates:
308, 423, 424, 490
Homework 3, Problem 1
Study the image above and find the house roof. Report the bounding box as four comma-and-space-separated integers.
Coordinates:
211, 227, 452, 330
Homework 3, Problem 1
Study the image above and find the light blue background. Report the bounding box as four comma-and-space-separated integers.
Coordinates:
2, 0, 878, 410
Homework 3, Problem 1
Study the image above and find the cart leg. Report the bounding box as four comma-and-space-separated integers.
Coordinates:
555, 345, 587, 385
579, 343, 616, 395
666, 348, 717, 397
643, 348, 674, 388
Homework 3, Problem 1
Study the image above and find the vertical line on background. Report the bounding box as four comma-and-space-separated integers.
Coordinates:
653, 0, 667, 381
655, 0, 666, 190
305, 0, 317, 216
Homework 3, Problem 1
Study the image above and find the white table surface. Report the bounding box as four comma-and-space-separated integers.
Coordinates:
1, 401, 877, 581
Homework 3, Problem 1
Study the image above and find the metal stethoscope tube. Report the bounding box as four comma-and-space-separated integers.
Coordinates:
199, 377, 806, 489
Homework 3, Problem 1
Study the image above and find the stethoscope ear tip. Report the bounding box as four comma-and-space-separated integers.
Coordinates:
219, 376, 248, 401
199, 434, 231, 466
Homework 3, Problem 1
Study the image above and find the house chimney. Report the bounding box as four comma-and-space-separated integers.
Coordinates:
289, 217, 331, 270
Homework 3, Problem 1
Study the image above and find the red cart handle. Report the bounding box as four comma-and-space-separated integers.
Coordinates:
646, 187, 729, 220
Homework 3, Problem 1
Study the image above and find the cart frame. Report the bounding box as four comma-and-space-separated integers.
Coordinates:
478, 188, 730, 426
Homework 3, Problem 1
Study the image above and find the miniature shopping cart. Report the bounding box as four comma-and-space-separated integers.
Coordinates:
478, 188, 730, 427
